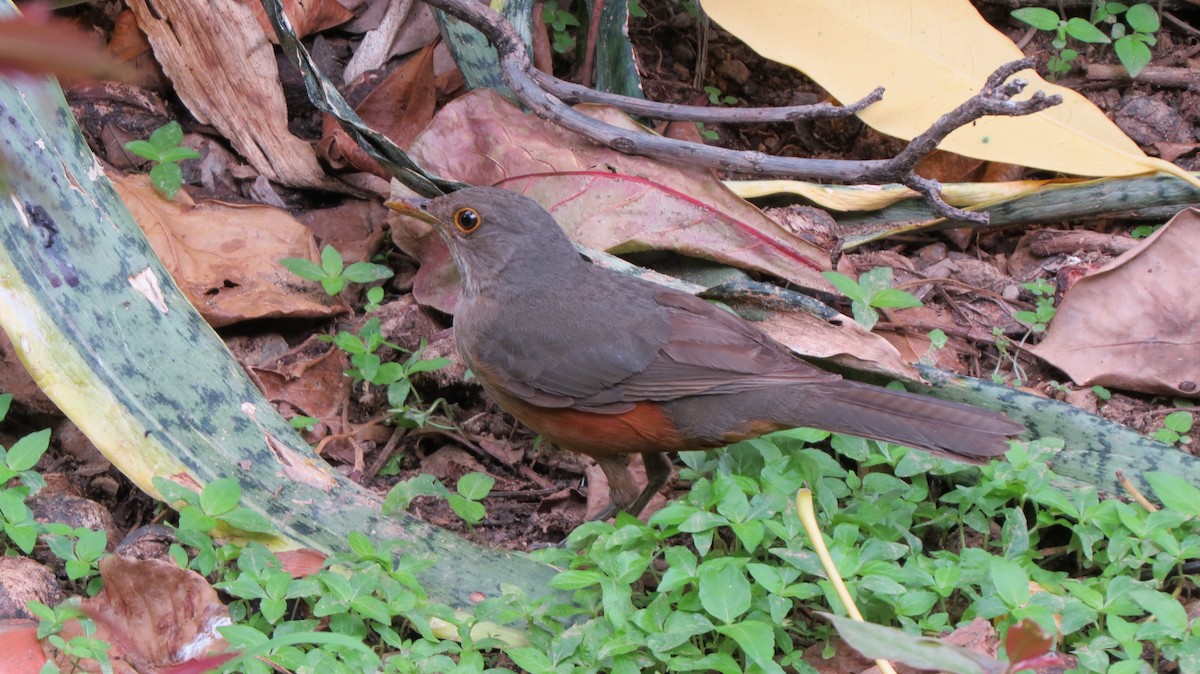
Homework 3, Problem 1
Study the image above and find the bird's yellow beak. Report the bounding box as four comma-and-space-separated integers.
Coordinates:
383, 196, 440, 225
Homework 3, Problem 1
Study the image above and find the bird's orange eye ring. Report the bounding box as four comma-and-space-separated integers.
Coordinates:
453, 207, 482, 235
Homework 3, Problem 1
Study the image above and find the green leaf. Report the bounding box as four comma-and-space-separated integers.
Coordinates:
549, 569, 603, 590
157, 146, 201, 163
990, 556, 1030, 608
1130, 589, 1187, 636
320, 276, 346, 296
1011, 7, 1060, 31
149, 121, 185, 150
850, 300, 879, 330
456, 472, 495, 500
279, 257, 327, 281
407, 357, 450, 374
123, 139, 161, 161
320, 245, 344, 276
199, 477, 242, 516
219, 507, 277, 534
1125, 3, 1159, 32
1164, 411, 1193, 433
341, 262, 394, 284
824, 613, 993, 674
6, 428, 50, 471
821, 270, 866, 302
75, 528, 108, 560
1114, 36, 1152, 77
505, 647, 553, 674
0, 393, 11, 422
714, 621, 779, 672
7, 522, 38, 553
178, 506, 217, 532
1065, 17, 1112, 43
870, 288, 922, 309
149, 161, 184, 199
698, 559, 751, 623
448, 494, 485, 524
152, 476, 201, 508
1146, 472, 1200, 516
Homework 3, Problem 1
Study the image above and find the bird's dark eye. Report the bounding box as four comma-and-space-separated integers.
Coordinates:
453, 207, 481, 235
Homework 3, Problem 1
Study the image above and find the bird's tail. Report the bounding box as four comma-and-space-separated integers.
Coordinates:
788, 381, 1022, 460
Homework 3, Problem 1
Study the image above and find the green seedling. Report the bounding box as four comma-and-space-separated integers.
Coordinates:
1013, 3, 1159, 78
123, 121, 201, 199
1154, 410, 1193, 447
542, 1, 580, 54
703, 85, 737, 106
822, 267, 922, 331
281, 244, 393, 297
1014, 278, 1056, 334
28, 602, 114, 674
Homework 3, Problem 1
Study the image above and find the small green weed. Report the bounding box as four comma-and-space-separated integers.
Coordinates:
289, 414, 320, 432
1014, 278, 1056, 334
28, 602, 113, 674
281, 244, 394, 297
1130, 223, 1160, 239
123, 121, 201, 199
542, 1, 580, 54
42, 524, 108, 594
822, 267, 923, 331
695, 121, 719, 141
153, 475, 276, 576
382, 471, 494, 526
322, 317, 452, 429
1013, 3, 1159, 78
1154, 409, 1193, 447
703, 85, 737, 106
0, 397, 48, 554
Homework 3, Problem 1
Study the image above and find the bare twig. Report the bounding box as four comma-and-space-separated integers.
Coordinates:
531, 69, 885, 122
421, 0, 1061, 223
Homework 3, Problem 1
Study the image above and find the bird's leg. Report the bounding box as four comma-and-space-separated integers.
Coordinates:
626, 452, 673, 517
590, 454, 639, 521
589, 453, 674, 521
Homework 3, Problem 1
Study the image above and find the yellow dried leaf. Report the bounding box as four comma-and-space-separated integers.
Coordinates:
701, 0, 1200, 189
727, 178, 1060, 212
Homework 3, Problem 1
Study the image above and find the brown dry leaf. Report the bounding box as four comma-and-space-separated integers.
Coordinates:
125, 0, 335, 188
296, 200, 390, 265
113, 174, 344, 327
389, 209, 459, 314
757, 308, 920, 380
273, 549, 329, 577
106, 10, 167, 91
241, 0, 353, 41
250, 335, 350, 437
405, 89, 834, 293
1033, 208, 1200, 396
52, 556, 230, 673
320, 45, 437, 177
0, 12, 134, 82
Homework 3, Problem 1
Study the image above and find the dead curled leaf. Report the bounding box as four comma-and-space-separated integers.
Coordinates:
113, 174, 344, 328
401, 89, 836, 299
1033, 207, 1200, 397
52, 556, 230, 673
319, 44, 437, 177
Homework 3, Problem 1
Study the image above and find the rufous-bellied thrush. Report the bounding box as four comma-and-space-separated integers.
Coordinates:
389, 187, 1023, 517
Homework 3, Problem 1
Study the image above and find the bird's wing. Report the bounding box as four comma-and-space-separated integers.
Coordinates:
605, 289, 840, 403
466, 279, 838, 413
